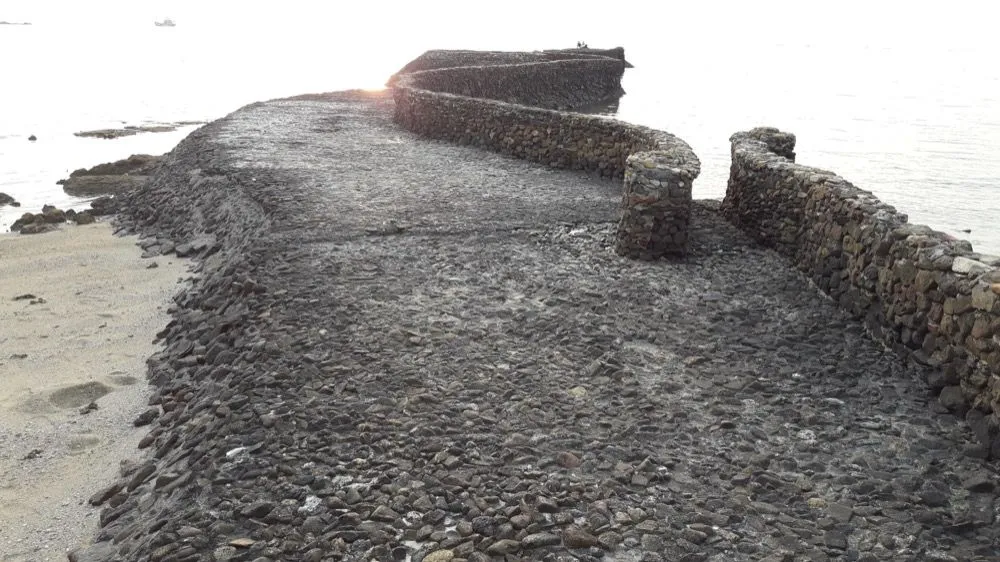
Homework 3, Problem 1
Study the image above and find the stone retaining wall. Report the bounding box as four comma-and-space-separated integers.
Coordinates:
387, 47, 631, 82
724, 127, 1000, 457
402, 59, 625, 111
390, 49, 700, 258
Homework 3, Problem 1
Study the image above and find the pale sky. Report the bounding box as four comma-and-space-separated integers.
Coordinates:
3, 0, 997, 52
3, 0, 997, 96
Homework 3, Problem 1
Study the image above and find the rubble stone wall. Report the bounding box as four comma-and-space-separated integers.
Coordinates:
390, 49, 700, 258
387, 47, 631, 81
724, 127, 1000, 457
401, 59, 625, 110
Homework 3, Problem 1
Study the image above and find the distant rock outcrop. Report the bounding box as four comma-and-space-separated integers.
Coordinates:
0, 192, 19, 207
60, 154, 163, 196
74, 121, 203, 140
75, 125, 174, 139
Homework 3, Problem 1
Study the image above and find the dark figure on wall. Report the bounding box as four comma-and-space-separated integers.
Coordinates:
576, 41, 588, 49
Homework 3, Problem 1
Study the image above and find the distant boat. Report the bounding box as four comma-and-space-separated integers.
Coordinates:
154, 18, 176, 27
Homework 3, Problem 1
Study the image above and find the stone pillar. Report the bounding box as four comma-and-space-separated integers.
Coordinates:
615, 152, 693, 260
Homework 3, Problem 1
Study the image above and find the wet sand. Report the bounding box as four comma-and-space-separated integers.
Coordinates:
0, 223, 189, 561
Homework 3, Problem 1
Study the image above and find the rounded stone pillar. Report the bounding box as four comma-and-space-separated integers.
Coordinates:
615, 152, 693, 260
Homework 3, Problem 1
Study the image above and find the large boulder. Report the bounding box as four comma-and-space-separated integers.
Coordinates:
40, 204, 67, 223
11, 212, 56, 234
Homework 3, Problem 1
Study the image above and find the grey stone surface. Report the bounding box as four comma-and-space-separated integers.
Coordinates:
89, 93, 1000, 561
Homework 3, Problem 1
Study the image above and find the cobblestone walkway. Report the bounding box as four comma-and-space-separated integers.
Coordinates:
96, 91, 999, 562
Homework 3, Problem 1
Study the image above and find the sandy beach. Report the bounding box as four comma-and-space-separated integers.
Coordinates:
0, 223, 189, 561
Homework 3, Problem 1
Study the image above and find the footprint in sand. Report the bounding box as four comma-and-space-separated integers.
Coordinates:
12, 394, 59, 417
48, 381, 112, 409
66, 434, 101, 455
107, 373, 138, 386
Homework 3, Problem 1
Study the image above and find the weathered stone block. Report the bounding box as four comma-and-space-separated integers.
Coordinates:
972, 284, 998, 312
953, 256, 992, 276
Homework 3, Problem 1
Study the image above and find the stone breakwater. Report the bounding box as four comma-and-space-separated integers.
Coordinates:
724, 127, 1000, 458
63, 69, 1000, 562
387, 48, 634, 78
67, 88, 1000, 562
390, 49, 700, 259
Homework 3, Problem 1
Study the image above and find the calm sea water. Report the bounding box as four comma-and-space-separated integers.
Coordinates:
1, 3, 997, 253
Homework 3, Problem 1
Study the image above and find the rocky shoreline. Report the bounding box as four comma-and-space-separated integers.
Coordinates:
57, 88, 1000, 561
2, 155, 157, 234
59, 154, 163, 197
8, 198, 115, 234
